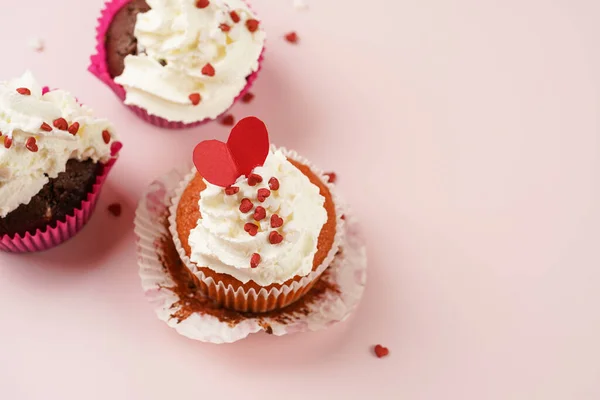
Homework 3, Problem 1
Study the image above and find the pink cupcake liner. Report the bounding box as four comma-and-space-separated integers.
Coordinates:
88, 0, 265, 130
0, 143, 122, 253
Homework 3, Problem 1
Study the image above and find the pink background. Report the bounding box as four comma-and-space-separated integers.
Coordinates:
0, 0, 599, 398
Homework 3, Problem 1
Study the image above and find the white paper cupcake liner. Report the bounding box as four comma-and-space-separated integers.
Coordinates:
167, 146, 346, 312
134, 165, 367, 343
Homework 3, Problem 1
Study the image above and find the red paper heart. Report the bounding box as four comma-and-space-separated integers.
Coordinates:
193, 117, 270, 187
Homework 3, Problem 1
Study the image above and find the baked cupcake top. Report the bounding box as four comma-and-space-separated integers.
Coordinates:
114, 0, 266, 123
0, 72, 117, 218
187, 118, 328, 286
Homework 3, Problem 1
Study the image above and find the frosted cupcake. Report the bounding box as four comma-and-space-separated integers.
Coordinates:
169, 117, 343, 312
0, 72, 120, 252
90, 0, 266, 129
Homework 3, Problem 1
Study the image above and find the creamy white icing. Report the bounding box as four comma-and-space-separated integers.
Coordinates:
0, 71, 116, 218
188, 149, 328, 286
114, 0, 266, 123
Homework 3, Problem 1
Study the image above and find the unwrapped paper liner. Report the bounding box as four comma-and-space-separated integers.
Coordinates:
0, 143, 122, 253
88, 0, 265, 129
135, 166, 367, 343
167, 147, 345, 312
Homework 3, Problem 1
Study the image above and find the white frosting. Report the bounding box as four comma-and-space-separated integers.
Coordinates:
188, 149, 327, 286
114, 0, 266, 123
0, 71, 116, 218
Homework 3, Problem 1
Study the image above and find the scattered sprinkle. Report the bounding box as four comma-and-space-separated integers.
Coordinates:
189, 93, 202, 106
250, 253, 261, 268
241, 92, 255, 103
257, 188, 271, 202
247, 173, 263, 186
220, 114, 235, 126
225, 186, 239, 195
269, 231, 283, 244
26, 137, 38, 152
373, 344, 389, 358
201, 63, 215, 77
244, 222, 258, 236
53, 118, 68, 131
67, 122, 80, 135
230, 10, 240, 23
253, 206, 266, 221
102, 130, 111, 144
284, 32, 299, 44
268, 177, 280, 190
239, 198, 253, 213
270, 214, 283, 228
324, 172, 337, 183
246, 19, 260, 33
107, 203, 122, 217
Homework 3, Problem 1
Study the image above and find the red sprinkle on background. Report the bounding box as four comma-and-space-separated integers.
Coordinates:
26, 137, 38, 152
201, 63, 215, 77
250, 253, 261, 268
189, 93, 201, 106
270, 214, 283, 228
219, 23, 231, 32
269, 231, 283, 244
16, 88, 31, 95
244, 222, 258, 236
257, 188, 271, 202
225, 186, 239, 195
241, 92, 255, 103
246, 19, 260, 32
108, 203, 122, 217
374, 345, 389, 358
220, 114, 235, 126
195, 0, 209, 8
284, 32, 299, 44
247, 173, 263, 186
239, 198, 253, 213
102, 130, 111, 144
53, 118, 68, 131
253, 206, 266, 221
40, 122, 52, 132
68, 122, 80, 135
324, 172, 337, 183
3, 136, 12, 149
230, 10, 240, 23
268, 177, 280, 190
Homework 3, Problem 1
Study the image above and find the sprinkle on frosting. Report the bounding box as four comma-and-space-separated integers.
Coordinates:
189, 93, 202, 106
253, 206, 266, 221
201, 63, 215, 77
239, 198, 253, 213
53, 118, 68, 131
270, 214, 283, 228
247, 173, 262, 186
268, 231, 283, 245
244, 222, 258, 236
250, 253, 261, 268
246, 19, 260, 32
68, 122, 80, 135
16, 88, 31, 96
257, 188, 270, 202
196, 0, 209, 8
225, 186, 239, 195
40, 122, 52, 132
268, 177, 279, 190
25, 137, 38, 152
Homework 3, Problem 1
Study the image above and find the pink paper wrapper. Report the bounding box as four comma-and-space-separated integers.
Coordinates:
88, 0, 265, 130
0, 143, 122, 253
134, 166, 367, 344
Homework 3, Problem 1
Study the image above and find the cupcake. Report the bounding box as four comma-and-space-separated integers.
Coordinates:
90, 0, 266, 129
0, 71, 120, 252
169, 117, 343, 312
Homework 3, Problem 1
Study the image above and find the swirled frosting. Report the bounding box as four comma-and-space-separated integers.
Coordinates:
114, 0, 266, 123
0, 71, 116, 218
188, 149, 327, 286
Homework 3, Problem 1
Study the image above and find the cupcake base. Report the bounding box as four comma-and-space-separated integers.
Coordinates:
135, 166, 367, 343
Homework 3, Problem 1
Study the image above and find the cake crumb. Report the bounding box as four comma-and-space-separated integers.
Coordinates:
107, 203, 122, 217
27, 37, 44, 52
293, 0, 308, 11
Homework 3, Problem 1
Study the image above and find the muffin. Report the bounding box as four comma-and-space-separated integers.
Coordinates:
0, 71, 120, 252
90, 0, 266, 129
169, 117, 343, 312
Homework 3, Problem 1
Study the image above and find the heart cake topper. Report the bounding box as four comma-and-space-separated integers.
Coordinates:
193, 117, 270, 187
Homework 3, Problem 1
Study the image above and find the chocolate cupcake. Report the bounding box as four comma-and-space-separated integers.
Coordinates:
168, 117, 344, 312
90, 0, 266, 129
0, 72, 120, 252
